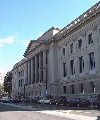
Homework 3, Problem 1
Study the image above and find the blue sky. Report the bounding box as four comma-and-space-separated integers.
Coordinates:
0, 0, 99, 73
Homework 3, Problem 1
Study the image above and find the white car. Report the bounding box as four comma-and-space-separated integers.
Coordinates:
2, 97, 10, 103
38, 98, 51, 104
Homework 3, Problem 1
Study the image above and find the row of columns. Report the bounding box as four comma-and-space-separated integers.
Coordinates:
25, 51, 47, 86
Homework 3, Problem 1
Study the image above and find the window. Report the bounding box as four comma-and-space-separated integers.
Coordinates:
88, 33, 93, 45
70, 43, 73, 53
78, 39, 82, 49
19, 80, 20, 87
80, 83, 84, 93
89, 52, 95, 70
20, 79, 22, 87
63, 63, 67, 77
41, 71, 43, 82
63, 86, 66, 94
19, 72, 20, 77
79, 56, 84, 73
90, 82, 95, 92
62, 48, 65, 56
71, 85, 74, 94
46, 50, 48, 64
70, 60, 75, 75
41, 52, 43, 66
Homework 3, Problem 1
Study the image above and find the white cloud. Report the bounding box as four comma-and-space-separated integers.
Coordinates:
39, 33, 43, 37
23, 40, 30, 46
0, 36, 16, 47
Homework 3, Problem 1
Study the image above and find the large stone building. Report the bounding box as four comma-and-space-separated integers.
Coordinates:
12, 2, 100, 100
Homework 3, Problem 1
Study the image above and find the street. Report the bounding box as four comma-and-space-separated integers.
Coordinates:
0, 102, 100, 120
0, 102, 73, 120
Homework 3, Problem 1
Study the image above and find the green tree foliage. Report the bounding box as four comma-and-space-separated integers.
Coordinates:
3, 72, 12, 96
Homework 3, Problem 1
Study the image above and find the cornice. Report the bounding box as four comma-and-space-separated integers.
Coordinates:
48, 2, 100, 44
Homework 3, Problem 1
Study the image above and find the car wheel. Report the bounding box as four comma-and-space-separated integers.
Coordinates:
56, 102, 58, 105
43, 101, 44, 104
50, 102, 52, 105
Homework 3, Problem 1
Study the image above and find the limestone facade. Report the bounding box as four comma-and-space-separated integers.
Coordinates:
12, 2, 100, 99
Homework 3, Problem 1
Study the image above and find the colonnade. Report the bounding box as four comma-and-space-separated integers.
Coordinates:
25, 51, 47, 86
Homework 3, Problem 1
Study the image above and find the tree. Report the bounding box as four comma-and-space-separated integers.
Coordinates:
3, 72, 12, 96
0, 83, 3, 97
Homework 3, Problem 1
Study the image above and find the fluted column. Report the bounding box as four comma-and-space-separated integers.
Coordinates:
28, 59, 31, 84
39, 53, 42, 82
43, 51, 46, 82
35, 55, 38, 83
26, 61, 28, 85
43, 51, 47, 96
31, 58, 33, 84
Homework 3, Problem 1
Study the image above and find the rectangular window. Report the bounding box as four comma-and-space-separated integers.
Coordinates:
41, 52, 43, 66
90, 82, 95, 92
78, 39, 82, 49
46, 50, 48, 64
80, 83, 84, 93
62, 48, 65, 56
89, 52, 95, 70
71, 85, 74, 94
88, 33, 93, 45
20, 79, 22, 87
37, 54, 39, 68
41, 71, 43, 82
70, 60, 75, 75
19, 80, 20, 87
79, 56, 84, 73
63, 63, 67, 77
70, 43, 73, 53
63, 86, 66, 94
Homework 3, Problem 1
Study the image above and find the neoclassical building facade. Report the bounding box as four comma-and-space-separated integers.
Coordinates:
12, 2, 100, 99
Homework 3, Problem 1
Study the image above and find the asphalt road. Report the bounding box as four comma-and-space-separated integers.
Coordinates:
0, 103, 73, 120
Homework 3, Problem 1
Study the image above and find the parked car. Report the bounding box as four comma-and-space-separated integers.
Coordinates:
2, 97, 11, 103
68, 98, 91, 107
32, 97, 40, 103
11, 97, 20, 103
92, 98, 100, 108
50, 96, 67, 105
38, 98, 51, 104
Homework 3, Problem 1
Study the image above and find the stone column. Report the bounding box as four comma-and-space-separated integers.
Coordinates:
43, 51, 47, 96
35, 55, 37, 83
31, 58, 33, 84
39, 53, 42, 82
33, 57, 35, 84
28, 59, 31, 85
26, 61, 28, 85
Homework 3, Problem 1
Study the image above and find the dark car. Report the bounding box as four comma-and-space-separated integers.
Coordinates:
68, 98, 91, 107
50, 96, 67, 105
11, 97, 20, 103
32, 97, 40, 103
92, 98, 100, 108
